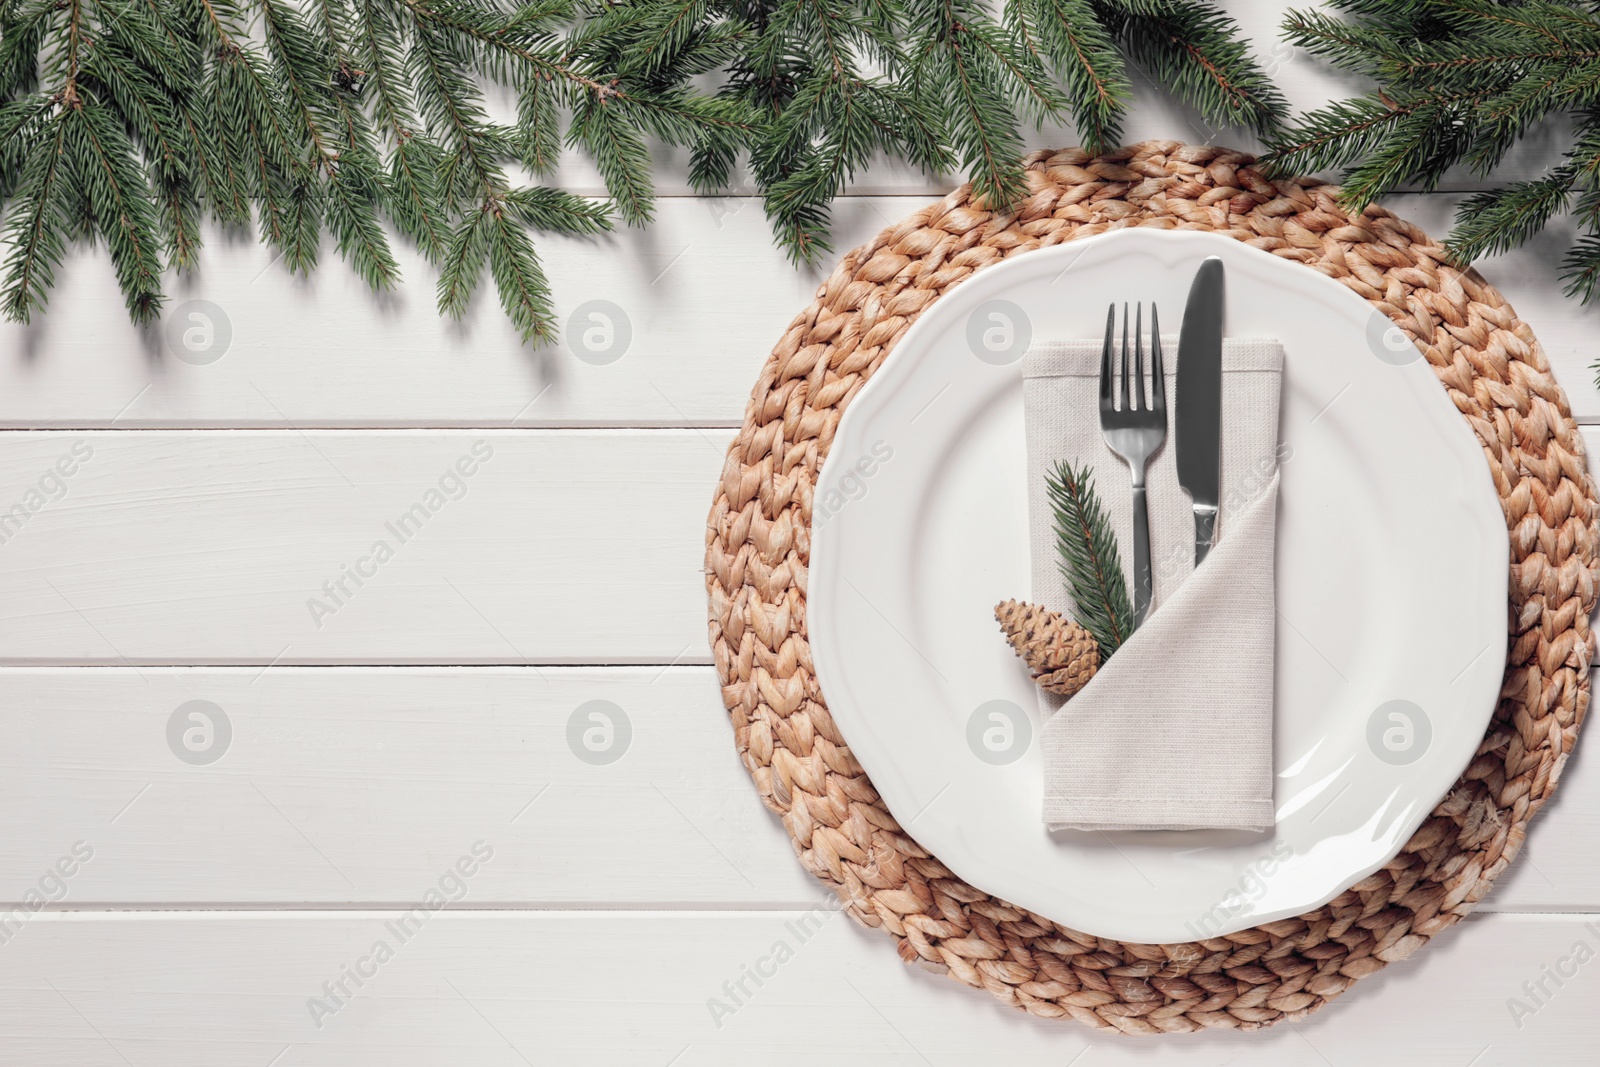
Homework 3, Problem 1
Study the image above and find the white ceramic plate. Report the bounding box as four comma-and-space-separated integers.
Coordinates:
809, 229, 1507, 944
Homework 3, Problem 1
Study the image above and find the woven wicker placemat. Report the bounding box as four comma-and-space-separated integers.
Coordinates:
703, 141, 1599, 1034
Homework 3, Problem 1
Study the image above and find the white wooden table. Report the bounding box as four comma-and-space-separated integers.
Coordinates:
2, 8, 1598, 1063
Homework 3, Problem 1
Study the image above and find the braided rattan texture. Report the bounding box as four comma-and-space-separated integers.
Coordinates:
702, 141, 1599, 1034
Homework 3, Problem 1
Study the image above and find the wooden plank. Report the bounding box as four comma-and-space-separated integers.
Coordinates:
454, 20, 1574, 199
0, 430, 728, 664
0, 911, 1594, 1064
0, 667, 815, 906
2, 193, 1594, 428
5, 426, 1594, 666
0, 664, 1593, 911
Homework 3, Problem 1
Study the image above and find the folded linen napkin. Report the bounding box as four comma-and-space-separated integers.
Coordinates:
1021, 336, 1284, 832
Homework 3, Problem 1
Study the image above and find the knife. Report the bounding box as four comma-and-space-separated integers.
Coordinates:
1175, 257, 1224, 565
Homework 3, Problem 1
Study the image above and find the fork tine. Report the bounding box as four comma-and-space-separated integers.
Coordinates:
1133, 303, 1146, 411
1150, 304, 1166, 413
1099, 303, 1114, 408
1119, 303, 1130, 411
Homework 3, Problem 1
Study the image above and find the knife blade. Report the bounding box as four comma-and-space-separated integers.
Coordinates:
1175, 256, 1225, 565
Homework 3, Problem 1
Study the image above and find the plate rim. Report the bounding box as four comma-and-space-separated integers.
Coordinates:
808, 227, 1510, 942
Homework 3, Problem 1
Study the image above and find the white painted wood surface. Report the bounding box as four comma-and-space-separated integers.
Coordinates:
0, 913, 1594, 1065
0, 430, 727, 664
2, 2, 1599, 1059
0, 667, 816, 905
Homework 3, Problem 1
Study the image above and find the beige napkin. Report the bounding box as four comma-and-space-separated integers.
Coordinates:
1021, 337, 1284, 832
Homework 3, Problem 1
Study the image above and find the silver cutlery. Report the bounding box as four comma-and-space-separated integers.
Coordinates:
1175, 257, 1225, 565
1099, 301, 1165, 628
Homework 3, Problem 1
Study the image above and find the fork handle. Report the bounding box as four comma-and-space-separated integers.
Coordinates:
1131, 485, 1152, 628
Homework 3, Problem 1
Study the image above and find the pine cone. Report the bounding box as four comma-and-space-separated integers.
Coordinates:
994, 599, 1099, 698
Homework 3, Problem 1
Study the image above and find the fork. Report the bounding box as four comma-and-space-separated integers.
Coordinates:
1099, 302, 1166, 628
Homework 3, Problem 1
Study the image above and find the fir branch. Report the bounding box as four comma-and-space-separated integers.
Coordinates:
569, 91, 657, 224
517, 75, 562, 176
0, 0, 1291, 340
504, 186, 614, 234
64, 93, 166, 320
1046, 459, 1133, 657
1099, 0, 1286, 138
0, 107, 69, 322
1261, 0, 1600, 383
437, 201, 489, 318
1010, 0, 1131, 153
1448, 171, 1574, 262
618, 0, 713, 78
281, 179, 323, 274
326, 163, 402, 288
1263, 89, 1482, 206
907, 0, 1056, 209
1562, 232, 1600, 301
486, 206, 553, 341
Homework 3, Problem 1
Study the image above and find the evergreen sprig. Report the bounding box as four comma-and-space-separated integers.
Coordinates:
0, 0, 753, 339
1262, 1, 1600, 325
1046, 458, 1132, 657
0, 0, 1288, 339
717, 0, 1288, 261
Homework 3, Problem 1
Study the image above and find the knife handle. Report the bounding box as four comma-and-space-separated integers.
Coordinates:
1194, 508, 1217, 566
1132, 486, 1152, 627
